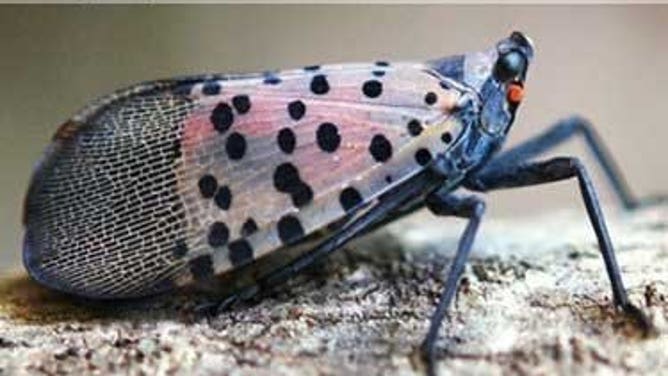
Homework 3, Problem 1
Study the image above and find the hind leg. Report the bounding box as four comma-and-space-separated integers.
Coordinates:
465, 157, 653, 333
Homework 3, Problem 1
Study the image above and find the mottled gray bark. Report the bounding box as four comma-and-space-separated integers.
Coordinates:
1, 205, 667, 375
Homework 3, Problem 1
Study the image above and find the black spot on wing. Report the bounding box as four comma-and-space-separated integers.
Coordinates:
339, 187, 363, 212
263, 75, 281, 85
288, 100, 306, 121
225, 132, 246, 160
208, 222, 229, 247
291, 183, 313, 208
425, 92, 438, 105
316, 122, 341, 153
198, 174, 218, 199
369, 134, 392, 162
415, 148, 433, 166
310, 74, 330, 95
407, 119, 423, 137
172, 81, 196, 97
241, 218, 258, 237
273, 162, 313, 208
228, 239, 254, 267
202, 81, 221, 96
277, 215, 304, 245
441, 132, 453, 144
214, 185, 232, 210
362, 80, 383, 98
232, 95, 251, 114
273, 163, 301, 192
277, 128, 296, 154
210, 102, 234, 134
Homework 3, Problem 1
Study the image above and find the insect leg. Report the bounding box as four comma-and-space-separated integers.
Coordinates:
484, 116, 649, 209
466, 157, 653, 334
420, 193, 486, 376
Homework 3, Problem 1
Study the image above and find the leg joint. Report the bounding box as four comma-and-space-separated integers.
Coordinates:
470, 199, 486, 219
563, 115, 593, 134
425, 193, 485, 219
540, 156, 584, 179
563, 156, 587, 178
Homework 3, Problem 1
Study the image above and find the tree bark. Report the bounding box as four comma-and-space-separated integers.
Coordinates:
1, 205, 666, 375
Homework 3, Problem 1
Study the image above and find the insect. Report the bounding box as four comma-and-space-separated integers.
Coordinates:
23, 31, 658, 374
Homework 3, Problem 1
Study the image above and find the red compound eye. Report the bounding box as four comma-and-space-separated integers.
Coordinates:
507, 83, 524, 104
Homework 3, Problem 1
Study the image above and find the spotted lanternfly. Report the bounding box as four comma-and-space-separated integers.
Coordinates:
22, 32, 657, 372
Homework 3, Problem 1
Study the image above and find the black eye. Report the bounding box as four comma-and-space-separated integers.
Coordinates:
494, 51, 526, 82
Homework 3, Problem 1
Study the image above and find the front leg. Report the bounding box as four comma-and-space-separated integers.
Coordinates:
482, 116, 663, 209
465, 157, 653, 334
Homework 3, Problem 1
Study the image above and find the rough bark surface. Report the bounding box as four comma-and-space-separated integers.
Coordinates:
1, 205, 667, 375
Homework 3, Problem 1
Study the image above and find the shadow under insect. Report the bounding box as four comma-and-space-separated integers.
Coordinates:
0, 272, 199, 324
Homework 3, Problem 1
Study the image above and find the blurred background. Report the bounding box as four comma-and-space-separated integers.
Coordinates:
0, 5, 666, 270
